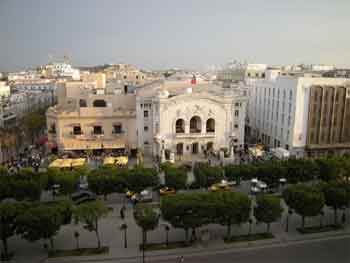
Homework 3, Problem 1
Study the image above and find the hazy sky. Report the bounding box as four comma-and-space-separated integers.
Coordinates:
0, 0, 349, 71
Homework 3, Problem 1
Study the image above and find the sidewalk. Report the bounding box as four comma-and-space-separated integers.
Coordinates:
6, 200, 350, 263
44, 202, 350, 263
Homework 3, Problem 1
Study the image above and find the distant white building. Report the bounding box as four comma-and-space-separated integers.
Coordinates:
217, 63, 267, 84
45, 62, 80, 80
8, 71, 40, 81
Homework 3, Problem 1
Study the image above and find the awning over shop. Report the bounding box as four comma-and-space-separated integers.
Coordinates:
103, 156, 128, 166
49, 158, 86, 168
103, 157, 116, 165
71, 158, 86, 167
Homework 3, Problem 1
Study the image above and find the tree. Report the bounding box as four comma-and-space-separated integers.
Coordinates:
164, 166, 187, 189
17, 203, 64, 250
54, 172, 79, 197
283, 184, 325, 229
23, 111, 46, 144
0, 202, 26, 260
256, 161, 286, 187
193, 163, 223, 188
161, 193, 211, 243
315, 157, 341, 182
88, 167, 126, 199
126, 166, 159, 193
320, 181, 349, 225
214, 192, 251, 238
285, 159, 317, 183
254, 195, 283, 233
224, 164, 256, 183
11, 179, 42, 201
74, 200, 110, 249
133, 205, 159, 246
0, 175, 42, 201
0, 166, 8, 177
0, 129, 17, 163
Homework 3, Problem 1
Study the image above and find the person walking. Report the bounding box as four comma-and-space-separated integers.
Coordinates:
179, 256, 184, 262
120, 207, 125, 220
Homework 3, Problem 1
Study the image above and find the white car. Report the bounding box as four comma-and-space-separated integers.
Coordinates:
133, 189, 153, 202
257, 181, 267, 189
251, 186, 261, 194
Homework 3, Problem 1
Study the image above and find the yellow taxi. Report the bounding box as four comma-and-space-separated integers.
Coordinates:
125, 190, 136, 198
159, 187, 176, 196
209, 180, 231, 192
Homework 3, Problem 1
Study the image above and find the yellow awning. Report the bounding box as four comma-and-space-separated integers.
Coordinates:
71, 158, 86, 167
116, 156, 128, 165
49, 158, 86, 168
49, 159, 63, 168
61, 159, 73, 168
103, 157, 116, 165
103, 156, 128, 165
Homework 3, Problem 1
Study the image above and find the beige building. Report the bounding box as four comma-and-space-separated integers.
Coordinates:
80, 72, 106, 89
46, 72, 248, 163
103, 64, 158, 86
46, 80, 137, 154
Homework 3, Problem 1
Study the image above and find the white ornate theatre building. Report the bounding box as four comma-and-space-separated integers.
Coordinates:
136, 77, 247, 162
47, 74, 247, 162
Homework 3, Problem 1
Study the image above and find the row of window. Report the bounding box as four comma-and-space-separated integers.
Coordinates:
50, 123, 124, 136
175, 142, 214, 155
123, 75, 144, 80
175, 117, 215, 133
79, 99, 107, 108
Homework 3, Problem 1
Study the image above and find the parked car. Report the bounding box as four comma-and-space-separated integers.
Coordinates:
132, 189, 153, 203
125, 190, 136, 198
250, 186, 261, 194
250, 178, 267, 194
159, 187, 176, 196
209, 180, 232, 192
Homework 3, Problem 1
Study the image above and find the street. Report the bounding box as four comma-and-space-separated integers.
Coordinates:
142, 236, 350, 263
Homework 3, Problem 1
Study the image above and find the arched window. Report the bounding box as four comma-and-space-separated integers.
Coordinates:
79, 99, 87, 107
190, 116, 201, 133
175, 119, 185, 133
176, 143, 184, 155
93, 99, 107, 107
206, 118, 215, 133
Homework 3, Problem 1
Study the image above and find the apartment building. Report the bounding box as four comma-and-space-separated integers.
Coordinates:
246, 69, 350, 157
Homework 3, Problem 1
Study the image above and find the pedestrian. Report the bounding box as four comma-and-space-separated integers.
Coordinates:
179, 256, 184, 262
120, 207, 125, 220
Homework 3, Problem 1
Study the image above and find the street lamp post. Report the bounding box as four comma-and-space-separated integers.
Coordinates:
285, 209, 293, 232
319, 211, 325, 228
162, 224, 170, 247
248, 219, 253, 236
142, 233, 145, 263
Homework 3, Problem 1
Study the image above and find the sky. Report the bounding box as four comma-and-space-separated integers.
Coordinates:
0, 0, 349, 71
